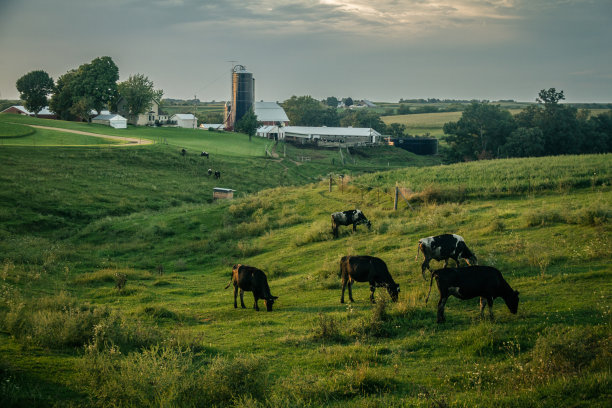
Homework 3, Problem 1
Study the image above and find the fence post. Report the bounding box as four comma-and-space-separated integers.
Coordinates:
329, 175, 332, 192
394, 186, 399, 211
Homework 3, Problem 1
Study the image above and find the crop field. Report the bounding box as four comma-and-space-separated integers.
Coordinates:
0, 117, 610, 407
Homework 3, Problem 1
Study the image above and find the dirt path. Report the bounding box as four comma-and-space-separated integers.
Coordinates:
27, 125, 153, 145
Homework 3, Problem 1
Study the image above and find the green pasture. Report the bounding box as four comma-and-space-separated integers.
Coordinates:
0, 143, 610, 407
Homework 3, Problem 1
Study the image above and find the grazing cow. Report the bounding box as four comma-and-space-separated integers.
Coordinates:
207, 168, 213, 176
340, 255, 400, 303
224, 264, 278, 311
214, 170, 221, 179
426, 266, 519, 323
415, 234, 477, 280
181, 148, 186, 156
201, 151, 209, 158
331, 209, 371, 238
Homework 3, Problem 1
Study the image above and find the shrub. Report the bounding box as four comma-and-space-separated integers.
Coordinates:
524, 209, 565, 227
312, 313, 344, 343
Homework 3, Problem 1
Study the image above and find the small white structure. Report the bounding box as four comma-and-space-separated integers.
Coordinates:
170, 113, 198, 129
92, 113, 128, 129
199, 123, 224, 130
279, 126, 381, 147
256, 125, 280, 139
253, 102, 289, 126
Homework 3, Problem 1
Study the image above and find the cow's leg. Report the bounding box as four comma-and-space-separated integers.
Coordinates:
239, 289, 246, 309
233, 285, 238, 309
348, 280, 355, 303
352, 223, 357, 232
253, 296, 260, 311
437, 296, 448, 323
479, 297, 486, 319
369, 282, 376, 303
486, 297, 494, 320
341, 278, 347, 303
443, 258, 449, 268
451, 256, 460, 267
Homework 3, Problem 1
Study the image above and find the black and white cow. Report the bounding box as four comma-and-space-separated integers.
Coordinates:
340, 255, 400, 303
331, 209, 371, 238
181, 148, 186, 156
214, 170, 221, 179
207, 168, 213, 176
426, 266, 519, 323
201, 151, 209, 158
415, 234, 477, 280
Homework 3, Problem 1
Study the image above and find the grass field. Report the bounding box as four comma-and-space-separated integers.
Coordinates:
0, 116, 610, 407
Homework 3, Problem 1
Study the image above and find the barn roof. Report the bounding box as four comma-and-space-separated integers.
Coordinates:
93, 113, 126, 121
282, 126, 381, 137
254, 102, 289, 123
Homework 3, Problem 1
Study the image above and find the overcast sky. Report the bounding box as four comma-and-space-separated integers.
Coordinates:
1, 0, 611, 103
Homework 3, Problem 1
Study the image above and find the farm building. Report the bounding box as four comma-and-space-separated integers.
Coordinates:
117, 98, 168, 126
213, 187, 235, 200
279, 126, 382, 147
1, 105, 57, 119
253, 102, 289, 126
92, 113, 127, 129
170, 114, 198, 129
199, 123, 224, 130
256, 125, 281, 140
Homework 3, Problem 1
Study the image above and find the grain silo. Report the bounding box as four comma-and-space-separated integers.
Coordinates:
226, 64, 254, 130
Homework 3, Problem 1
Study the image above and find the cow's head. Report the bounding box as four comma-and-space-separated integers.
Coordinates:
265, 295, 279, 312
386, 283, 400, 302
355, 210, 372, 229
504, 290, 519, 314
461, 246, 477, 266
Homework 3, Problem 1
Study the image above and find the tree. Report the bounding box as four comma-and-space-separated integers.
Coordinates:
443, 102, 516, 161
15, 70, 54, 116
49, 70, 78, 121
70, 97, 93, 122
282, 96, 328, 126
500, 127, 545, 157
234, 109, 260, 141
339, 110, 387, 134
343, 97, 353, 107
536, 88, 564, 105
118, 74, 163, 116
325, 96, 339, 108
72, 56, 119, 114
388, 123, 406, 139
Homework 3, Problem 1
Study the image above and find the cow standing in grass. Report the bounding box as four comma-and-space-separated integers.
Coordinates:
331, 209, 371, 238
415, 234, 477, 280
225, 264, 278, 311
426, 266, 519, 323
340, 255, 400, 303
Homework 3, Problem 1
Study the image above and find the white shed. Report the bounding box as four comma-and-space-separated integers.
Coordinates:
92, 113, 128, 129
170, 114, 198, 129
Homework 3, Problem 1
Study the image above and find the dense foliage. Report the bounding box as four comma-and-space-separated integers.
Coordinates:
443, 89, 612, 161
117, 73, 163, 117
15, 70, 54, 115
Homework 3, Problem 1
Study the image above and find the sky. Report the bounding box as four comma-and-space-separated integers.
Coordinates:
1, 0, 611, 103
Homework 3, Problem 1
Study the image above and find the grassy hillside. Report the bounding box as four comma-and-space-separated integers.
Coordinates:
0, 142, 610, 406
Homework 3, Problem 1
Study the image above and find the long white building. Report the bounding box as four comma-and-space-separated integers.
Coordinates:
279, 126, 381, 147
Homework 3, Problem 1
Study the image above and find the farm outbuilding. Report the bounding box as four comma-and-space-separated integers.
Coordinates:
279, 126, 382, 147
170, 114, 198, 129
92, 113, 128, 129
199, 123, 224, 131
253, 102, 289, 126
256, 125, 280, 140
213, 187, 235, 200
1, 105, 57, 119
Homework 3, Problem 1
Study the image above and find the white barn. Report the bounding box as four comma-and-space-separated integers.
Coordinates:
92, 113, 128, 129
279, 126, 381, 147
170, 114, 198, 129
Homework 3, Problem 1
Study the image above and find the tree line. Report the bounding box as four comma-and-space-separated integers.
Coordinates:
443, 88, 612, 161
15, 56, 162, 121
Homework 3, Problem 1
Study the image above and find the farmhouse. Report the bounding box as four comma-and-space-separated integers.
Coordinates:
92, 113, 127, 129
279, 126, 382, 147
253, 102, 289, 126
117, 98, 168, 126
1, 105, 57, 119
170, 114, 198, 129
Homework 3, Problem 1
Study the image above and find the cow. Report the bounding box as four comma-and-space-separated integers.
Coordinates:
201, 151, 209, 158
331, 209, 371, 238
224, 264, 278, 311
207, 168, 213, 176
426, 266, 519, 323
181, 148, 186, 156
214, 170, 221, 179
415, 234, 477, 280
339, 255, 400, 303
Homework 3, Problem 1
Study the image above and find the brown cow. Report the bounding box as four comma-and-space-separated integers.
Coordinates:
224, 264, 278, 311
340, 255, 400, 303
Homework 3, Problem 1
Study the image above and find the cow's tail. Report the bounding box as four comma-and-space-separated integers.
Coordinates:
425, 270, 436, 305
224, 278, 233, 289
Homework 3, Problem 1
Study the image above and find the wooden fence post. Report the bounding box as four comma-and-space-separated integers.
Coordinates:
329, 175, 332, 192
394, 186, 399, 211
